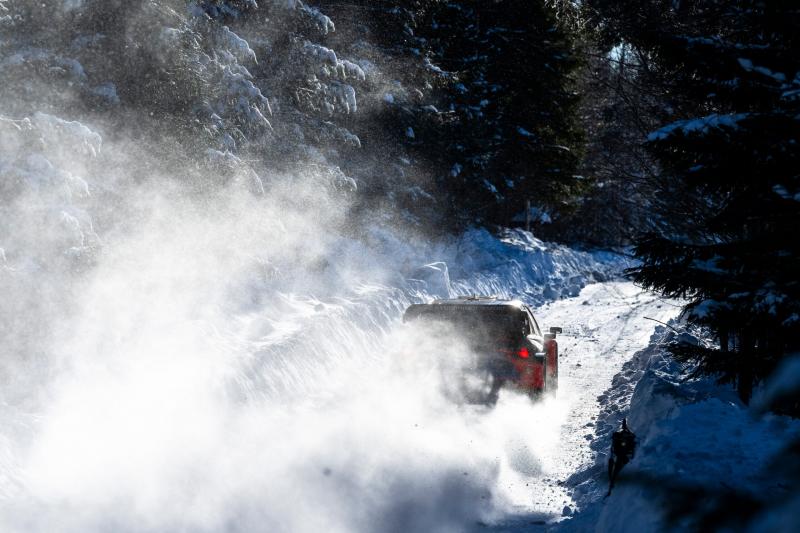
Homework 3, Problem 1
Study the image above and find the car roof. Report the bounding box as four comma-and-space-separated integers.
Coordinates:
404, 298, 529, 317
425, 297, 526, 309
402, 298, 530, 325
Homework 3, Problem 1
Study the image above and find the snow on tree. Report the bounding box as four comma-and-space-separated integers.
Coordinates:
0, 113, 101, 268
589, 0, 800, 403
1, 0, 595, 233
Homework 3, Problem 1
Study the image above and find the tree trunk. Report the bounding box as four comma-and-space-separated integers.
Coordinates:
737, 331, 754, 404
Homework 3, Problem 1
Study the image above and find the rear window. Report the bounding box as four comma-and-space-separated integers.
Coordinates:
404, 304, 527, 342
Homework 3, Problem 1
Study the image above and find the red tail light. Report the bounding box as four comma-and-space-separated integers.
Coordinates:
497, 347, 529, 358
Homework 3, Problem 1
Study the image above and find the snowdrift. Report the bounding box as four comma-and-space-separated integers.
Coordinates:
563, 327, 800, 532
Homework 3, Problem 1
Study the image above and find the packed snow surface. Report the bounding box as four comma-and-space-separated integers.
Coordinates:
480, 283, 681, 531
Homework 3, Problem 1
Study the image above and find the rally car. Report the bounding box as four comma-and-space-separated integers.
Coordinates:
403, 296, 560, 405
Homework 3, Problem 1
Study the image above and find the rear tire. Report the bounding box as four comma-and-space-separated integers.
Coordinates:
460, 367, 502, 406
528, 388, 543, 402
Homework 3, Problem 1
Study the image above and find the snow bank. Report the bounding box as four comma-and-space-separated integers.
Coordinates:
562, 327, 800, 533
442, 228, 626, 305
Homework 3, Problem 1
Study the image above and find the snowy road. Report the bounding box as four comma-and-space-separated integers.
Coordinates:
0, 274, 681, 533
480, 281, 681, 531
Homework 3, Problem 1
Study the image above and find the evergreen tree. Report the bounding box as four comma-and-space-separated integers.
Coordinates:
589, 0, 800, 402
552, 41, 667, 246
420, 0, 587, 228
313, 0, 451, 228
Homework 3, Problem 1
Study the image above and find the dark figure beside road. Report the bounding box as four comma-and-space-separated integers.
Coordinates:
606, 418, 636, 496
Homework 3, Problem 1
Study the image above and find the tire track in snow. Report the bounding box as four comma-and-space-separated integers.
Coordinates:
479, 281, 681, 531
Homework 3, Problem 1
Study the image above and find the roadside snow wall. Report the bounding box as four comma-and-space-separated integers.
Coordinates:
562, 326, 800, 533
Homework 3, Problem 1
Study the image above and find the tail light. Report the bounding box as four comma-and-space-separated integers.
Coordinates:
497, 347, 530, 358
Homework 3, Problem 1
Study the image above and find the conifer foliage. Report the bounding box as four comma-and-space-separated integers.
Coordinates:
421, 0, 586, 228
589, 0, 800, 402
0, 0, 588, 231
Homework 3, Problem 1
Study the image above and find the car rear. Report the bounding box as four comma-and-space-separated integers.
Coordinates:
404, 300, 548, 403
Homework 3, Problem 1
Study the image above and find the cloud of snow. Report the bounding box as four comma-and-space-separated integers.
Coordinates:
0, 4, 584, 530
0, 103, 577, 532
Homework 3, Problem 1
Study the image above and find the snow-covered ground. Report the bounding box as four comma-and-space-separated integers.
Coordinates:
0, 227, 681, 533
7, 109, 793, 533
478, 282, 681, 531
0, 155, 644, 533
558, 327, 800, 533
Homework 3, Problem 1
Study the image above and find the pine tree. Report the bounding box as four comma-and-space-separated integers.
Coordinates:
589, 0, 800, 402
420, 0, 587, 228
312, 0, 451, 227
551, 39, 668, 246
